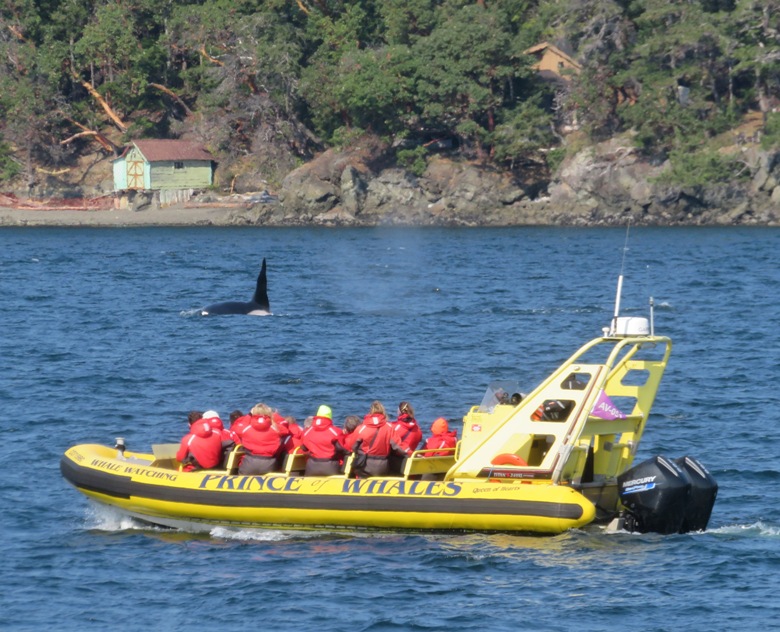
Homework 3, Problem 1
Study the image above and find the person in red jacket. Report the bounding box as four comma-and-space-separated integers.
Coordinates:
423, 418, 458, 456
231, 402, 272, 442
275, 412, 303, 455
420, 417, 458, 480
202, 410, 233, 441
300, 405, 346, 476
392, 401, 424, 448
239, 411, 288, 475
345, 400, 413, 477
201, 410, 239, 467
229, 411, 252, 440
341, 415, 361, 446
224, 410, 244, 441
176, 418, 223, 471
389, 401, 423, 474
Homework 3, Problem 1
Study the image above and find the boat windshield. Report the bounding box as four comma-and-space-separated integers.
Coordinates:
478, 381, 527, 412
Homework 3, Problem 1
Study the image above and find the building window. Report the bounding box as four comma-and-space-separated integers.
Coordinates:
174, 161, 184, 170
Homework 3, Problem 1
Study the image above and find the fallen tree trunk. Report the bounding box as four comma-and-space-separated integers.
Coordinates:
149, 83, 194, 115
71, 72, 128, 132
59, 115, 120, 154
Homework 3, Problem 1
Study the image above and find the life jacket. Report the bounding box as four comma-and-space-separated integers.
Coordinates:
176, 419, 223, 469
301, 416, 345, 459
345, 413, 384, 453
204, 415, 234, 442
230, 414, 254, 439
392, 414, 423, 450
347, 413, 412, 458
240, 415, 283, 457
279, 419, 303, 454
423, 430, 458, 457
531, 400, 570, 421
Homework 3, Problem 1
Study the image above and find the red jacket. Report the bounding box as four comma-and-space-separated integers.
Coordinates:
230, 414, 253, 440
423, 430, 458, 457
301, 417, 346, 459
278, 418, 304, 454
392, 414, 423, 451
345, 413, 412, 457
240, 415, 287, 457
205, 416, 235, 442
176, 420, 223, 469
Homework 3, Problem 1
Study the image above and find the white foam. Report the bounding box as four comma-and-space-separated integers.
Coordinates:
85, 503, 150, 531
209, 527, 378, 541
209, 527, 303, 542
709, 521, 780, 537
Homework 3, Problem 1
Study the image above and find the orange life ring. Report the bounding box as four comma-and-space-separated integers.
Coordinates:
490, 453, 528, 467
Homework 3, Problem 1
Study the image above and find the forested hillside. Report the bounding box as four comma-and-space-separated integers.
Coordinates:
1, 0, 779, 192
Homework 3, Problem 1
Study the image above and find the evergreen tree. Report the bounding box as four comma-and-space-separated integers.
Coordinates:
0, 0, 777, 184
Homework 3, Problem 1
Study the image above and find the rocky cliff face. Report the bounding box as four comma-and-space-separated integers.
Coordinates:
230, 136, 779, 227
548, 137, 780, 226
253, 148, 555, 226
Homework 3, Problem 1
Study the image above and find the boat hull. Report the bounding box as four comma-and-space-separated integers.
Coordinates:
61, 445, 595, 535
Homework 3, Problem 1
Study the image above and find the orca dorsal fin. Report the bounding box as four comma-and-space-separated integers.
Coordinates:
252, 258, 270, 311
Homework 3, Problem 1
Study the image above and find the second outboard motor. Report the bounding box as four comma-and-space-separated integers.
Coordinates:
618, 456, 691, 534
674, 456, 718, 533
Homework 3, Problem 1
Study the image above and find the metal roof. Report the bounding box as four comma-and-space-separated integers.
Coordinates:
132, 140, 214, 162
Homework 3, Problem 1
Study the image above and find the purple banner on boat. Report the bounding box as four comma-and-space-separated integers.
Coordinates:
590, 390, 627, 420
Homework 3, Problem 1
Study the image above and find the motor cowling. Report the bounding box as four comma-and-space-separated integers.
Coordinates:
618, 456, 692, 534
674, 456, 718, 533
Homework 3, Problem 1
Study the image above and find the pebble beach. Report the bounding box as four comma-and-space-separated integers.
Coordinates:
0, 204, 240, 227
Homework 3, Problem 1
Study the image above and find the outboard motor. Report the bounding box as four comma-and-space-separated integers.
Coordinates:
674, 456, 718, 533
618, 456, 691, 534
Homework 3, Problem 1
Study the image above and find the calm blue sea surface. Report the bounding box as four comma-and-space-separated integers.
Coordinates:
1, 226, 779, 631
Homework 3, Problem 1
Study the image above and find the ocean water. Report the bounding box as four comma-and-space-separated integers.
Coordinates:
1, 226, 779, 631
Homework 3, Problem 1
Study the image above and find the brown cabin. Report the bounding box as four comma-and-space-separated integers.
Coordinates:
524, 42, 582, 81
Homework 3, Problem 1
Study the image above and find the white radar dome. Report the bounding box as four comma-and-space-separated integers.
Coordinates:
612, 316, 650, 336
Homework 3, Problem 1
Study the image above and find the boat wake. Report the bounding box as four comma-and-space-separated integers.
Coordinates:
709, 521, 780, 537
210, 527, 300, 542
85, 504, 156, 532
86, 505, 314, 541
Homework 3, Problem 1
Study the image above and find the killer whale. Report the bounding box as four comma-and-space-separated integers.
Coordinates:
199, 259, 271, 316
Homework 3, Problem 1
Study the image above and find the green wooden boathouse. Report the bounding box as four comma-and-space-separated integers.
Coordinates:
113, 140, 214, 191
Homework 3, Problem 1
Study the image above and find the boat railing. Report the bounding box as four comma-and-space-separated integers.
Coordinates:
223, 445, 247, 474
402, 446, 458, 479
283, 447, 308, 476
162, 443, 456, 480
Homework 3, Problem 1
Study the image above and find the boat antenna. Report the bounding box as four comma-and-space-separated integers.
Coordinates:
649, 294, 655, 336
610, 222, 631, 335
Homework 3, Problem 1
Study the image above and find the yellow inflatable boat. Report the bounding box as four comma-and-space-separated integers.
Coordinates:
62, 304, 714, 536
60, 443, 596, 534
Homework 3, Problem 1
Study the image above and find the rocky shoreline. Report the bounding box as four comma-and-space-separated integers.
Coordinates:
2, 136, 779, 228
266, 136, 779, 227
